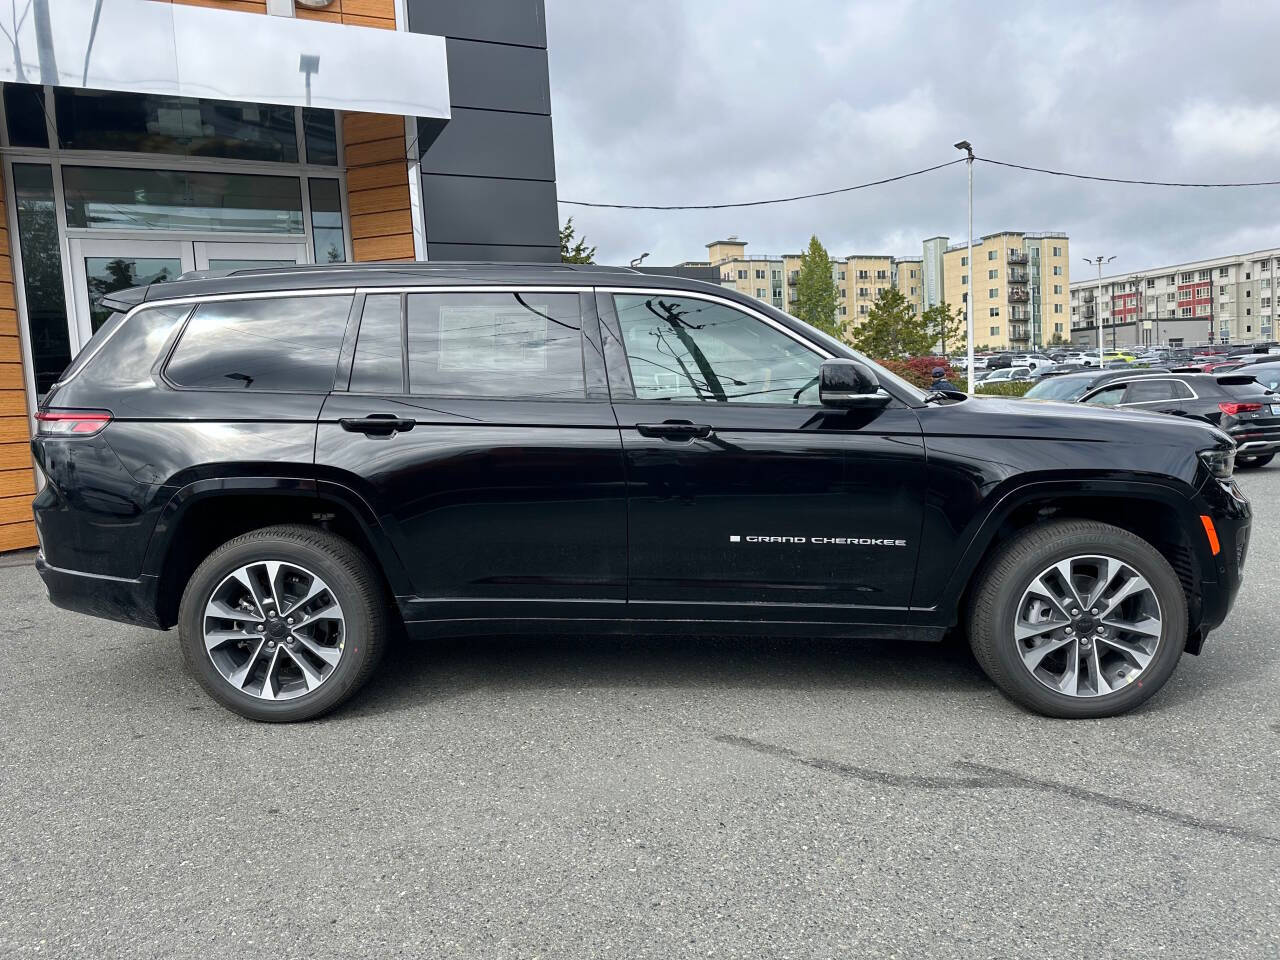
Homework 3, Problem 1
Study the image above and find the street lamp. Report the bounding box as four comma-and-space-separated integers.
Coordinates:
630, 253, 649, 268
1083, 255, 1115, 353
954, 140, 975, 393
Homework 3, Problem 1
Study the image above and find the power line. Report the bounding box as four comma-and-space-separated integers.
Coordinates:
558, 158, 966, 210
976, 156, 1280, 188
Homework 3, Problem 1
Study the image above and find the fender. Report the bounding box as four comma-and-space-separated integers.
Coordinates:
917, 475, 1207, 623
140, 475, 414, 596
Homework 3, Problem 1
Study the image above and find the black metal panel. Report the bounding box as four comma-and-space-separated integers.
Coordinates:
444, 39, 550, 114
406, 0, 547, 48
425, 242, 560, 263
418, 110, 554, 181
421, 174, 559, 247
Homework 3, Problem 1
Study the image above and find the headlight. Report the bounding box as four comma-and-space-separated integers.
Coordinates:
1198, 447, 1235, 481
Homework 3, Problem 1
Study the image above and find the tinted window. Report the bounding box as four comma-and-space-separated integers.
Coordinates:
406, 292, 584, 399
69, 305, 189, 389
1084, 385, 1126, 406
167, 296, 352, 392
1025, 377, 1090, 401
1123, 380, 1176, 403
4, 84, 48, 147
350, 295, 404, 394
1220, 378, 1274, 399
12, 164, 70, 395
614, 293, 821, 403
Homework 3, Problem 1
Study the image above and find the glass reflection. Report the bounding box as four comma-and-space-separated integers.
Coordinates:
63, 166, 304, 234
308, 178, 345, 263
84, 257, 180, 332
13, 164, 70, 395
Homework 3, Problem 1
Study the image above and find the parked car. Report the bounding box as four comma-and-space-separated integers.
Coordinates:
975, 366, 1032, 389
1078, 372, 1280, 467
32, 263, 1248, 721
1031, 362, 1091, 379
1022, 368, 1173, 403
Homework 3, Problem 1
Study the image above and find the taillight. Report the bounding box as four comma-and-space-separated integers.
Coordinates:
34, 410, 112, 437
1218, 401, 1262, 416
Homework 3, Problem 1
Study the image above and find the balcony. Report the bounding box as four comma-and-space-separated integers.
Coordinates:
1008, 288, 1030, 303
1009, 325, 1031, 344
787, 273, 798, 285
1007, 268, 1029, 284
1009, 307, 1029, 321
1008, 250, 1029, 265
1082, 306, 1095, 318
1082, 292, 1095, 304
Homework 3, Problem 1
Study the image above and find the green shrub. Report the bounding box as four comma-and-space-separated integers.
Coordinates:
974, 380, 1035, 397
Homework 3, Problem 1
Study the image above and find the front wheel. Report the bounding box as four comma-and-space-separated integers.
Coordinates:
967, 520, 1186, 718
178, 525, 387, 722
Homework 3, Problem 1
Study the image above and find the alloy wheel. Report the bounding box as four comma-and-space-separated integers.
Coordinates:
203, 560, 345, 701
1014, 555, 1163, 698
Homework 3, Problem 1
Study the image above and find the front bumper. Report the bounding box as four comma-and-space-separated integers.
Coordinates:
35, 553, 164, 630
1192, 477, 1251, 641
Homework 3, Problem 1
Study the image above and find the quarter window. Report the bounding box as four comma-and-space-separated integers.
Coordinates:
613, 293, 821, 404
166, 295, 353, 392
349, 295, 404, 394
406, 292, 585, 399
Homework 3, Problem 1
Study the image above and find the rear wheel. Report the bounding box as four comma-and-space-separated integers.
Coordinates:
178, 525, 387, 722
1236, 453, 1274, 468
968, 520, 1186, 718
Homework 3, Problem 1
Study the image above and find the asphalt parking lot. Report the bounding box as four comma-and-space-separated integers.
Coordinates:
2, 476, 1278, 959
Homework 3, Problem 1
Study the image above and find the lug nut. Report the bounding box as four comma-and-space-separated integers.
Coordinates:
1065, 626, 1074, 634
256, 624, 265, 632
286, 617, 294, 626
1091, 608, 1099, 615
1070, 609, 1079, 617
266, 640, 276, 649
1096, 626, 1105, 634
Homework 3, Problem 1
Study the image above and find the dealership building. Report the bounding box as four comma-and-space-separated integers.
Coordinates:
0, 0, 559, 551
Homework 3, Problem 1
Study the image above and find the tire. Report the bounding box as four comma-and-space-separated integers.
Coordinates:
967, 519, 1186, 719
1236, 453, 1274, 468
178, 524, 388, 722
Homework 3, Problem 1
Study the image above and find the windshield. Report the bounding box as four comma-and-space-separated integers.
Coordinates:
1024, 377, 1091, 401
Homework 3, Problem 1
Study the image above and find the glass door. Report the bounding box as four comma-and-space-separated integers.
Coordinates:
194, 240, 307, 272
67, 238, 194, 351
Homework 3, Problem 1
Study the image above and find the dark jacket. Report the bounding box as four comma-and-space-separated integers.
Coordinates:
931, 377, 959, 392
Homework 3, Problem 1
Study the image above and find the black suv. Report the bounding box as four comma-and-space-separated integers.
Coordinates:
32, 264, 1250, 721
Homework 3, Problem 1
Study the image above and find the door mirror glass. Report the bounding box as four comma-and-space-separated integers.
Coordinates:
819, 359, 889, 409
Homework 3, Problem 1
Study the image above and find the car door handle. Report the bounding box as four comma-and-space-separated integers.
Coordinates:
636, 420, 713, 440
339, 414, 416, 435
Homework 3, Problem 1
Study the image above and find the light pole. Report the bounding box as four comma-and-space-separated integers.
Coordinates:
1083, 255, 1115, 354
630, 253, 649, 269
955, 140, 975, 393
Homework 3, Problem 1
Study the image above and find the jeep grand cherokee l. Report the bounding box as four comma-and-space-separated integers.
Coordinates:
31, 263, 1250, 721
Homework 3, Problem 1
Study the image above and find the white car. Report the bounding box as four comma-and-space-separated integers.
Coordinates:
975, 366, 1032, 390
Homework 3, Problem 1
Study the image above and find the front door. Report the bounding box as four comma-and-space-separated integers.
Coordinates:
68, 238, 308, 352
599, 289, 926, 623
315, 288, 628, 623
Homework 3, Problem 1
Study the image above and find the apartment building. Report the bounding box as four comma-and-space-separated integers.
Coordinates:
692, 239, 924, 337
686, 233, 1064, 349
1069, 246, 1280, 347
938, 232, 1071, 349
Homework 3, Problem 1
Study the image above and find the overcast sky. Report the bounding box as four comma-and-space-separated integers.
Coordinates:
545, 1, 1280, 281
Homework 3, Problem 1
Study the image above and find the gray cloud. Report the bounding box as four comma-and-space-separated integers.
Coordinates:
546, 0, 1280, 279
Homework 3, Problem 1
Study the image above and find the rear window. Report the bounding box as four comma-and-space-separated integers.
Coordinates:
166, 295, 353, 392
1219, 377, 1274, 399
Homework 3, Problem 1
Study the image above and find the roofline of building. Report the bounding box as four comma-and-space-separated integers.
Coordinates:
1068, 243, 1280, 288
705, 238, 747, 248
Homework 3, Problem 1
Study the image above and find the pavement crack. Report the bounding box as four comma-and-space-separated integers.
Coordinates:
714, 733, 1280, 847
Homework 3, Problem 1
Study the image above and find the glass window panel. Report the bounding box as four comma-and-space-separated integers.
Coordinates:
308, 178, 346, 263
350, 295, 404, 394
63, 167, 304, 234
4, 84, 48, 148
166, 295, 352, 392
67, 305, 189, 393
406, 293, 584, 399
207, 259, 295, 271
303, 108, 339, 166
83, 256, 181, 332
1123, 380, 1175, 403
13, 164, 70, 395
613, 293, 821, 404
54, 89, 298, 162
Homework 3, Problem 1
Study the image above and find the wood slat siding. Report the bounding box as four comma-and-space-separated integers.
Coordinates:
0, 164, 36, 551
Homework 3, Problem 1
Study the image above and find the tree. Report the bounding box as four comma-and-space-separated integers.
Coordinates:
560, 218, 595, 264
1047, 331, 1070, 346
851, 286, 934, 360
793, 235, 840, 339
923, 301, 965, 356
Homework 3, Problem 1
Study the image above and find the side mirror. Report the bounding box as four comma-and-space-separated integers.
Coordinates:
819, 359, 890, 409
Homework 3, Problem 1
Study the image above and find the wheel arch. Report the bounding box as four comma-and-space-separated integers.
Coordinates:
143, 478, 413, 629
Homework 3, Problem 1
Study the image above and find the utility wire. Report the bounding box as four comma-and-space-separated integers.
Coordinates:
557, 158, 966, 210
975, 156, 1280, 188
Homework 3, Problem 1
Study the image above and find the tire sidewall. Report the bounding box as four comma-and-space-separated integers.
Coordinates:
179, 534, 376, 721
984, 531, 1186, 718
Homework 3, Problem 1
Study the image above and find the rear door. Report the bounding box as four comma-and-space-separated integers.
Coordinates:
315, 288, 627, 621
599, 287, 925, 623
